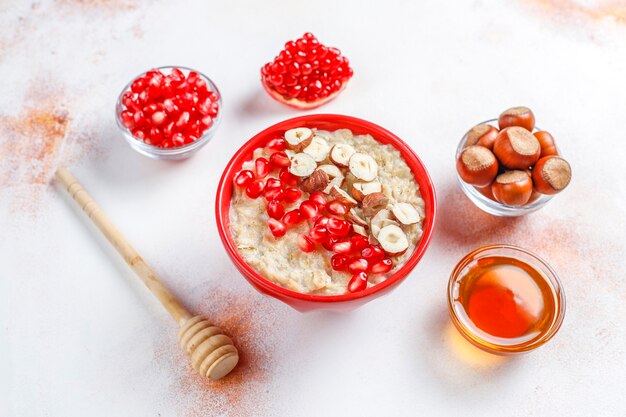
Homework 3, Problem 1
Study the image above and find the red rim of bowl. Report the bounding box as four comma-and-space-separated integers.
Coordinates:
215, 114, 437, 304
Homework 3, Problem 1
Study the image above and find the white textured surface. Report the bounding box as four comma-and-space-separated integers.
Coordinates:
1, 1, 625, 416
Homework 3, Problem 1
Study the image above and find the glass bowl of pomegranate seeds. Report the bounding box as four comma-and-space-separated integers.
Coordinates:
215, 114, 437, 312
260, 33, 353, 110
116, 66, 221, 160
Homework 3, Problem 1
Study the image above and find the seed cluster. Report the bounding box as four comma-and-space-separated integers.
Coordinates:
119, 68, 220, 148
261, 33, 353, 108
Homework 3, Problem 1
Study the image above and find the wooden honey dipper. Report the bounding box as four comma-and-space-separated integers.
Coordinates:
55, 167, 239, 380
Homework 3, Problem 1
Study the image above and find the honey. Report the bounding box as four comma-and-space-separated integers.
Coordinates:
448, 245, 565, 354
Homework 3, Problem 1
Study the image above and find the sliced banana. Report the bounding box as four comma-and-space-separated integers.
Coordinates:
392, 203, 422, 225
289, 153, 317, 177
351, 181, 382, 201
303, 136, 331, 162
377, 224, 409, 256
349, 153, 378, 182
329, 143, 356, 167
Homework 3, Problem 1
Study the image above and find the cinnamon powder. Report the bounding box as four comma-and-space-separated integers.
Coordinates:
525, 0, 626, 26
0, 88, 70, 214
161, 285, 285, 417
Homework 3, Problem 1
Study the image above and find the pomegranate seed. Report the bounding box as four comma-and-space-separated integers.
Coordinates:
163, 98, 179, 115
327, 218, 351, 237
348, 272, 368, 293
264, 187, 285, 201
279, 167, 299, 186
309, 191, 326, 207
132, 129, 146, 140
283, 209, 303, 226
332, 240, 353, 254
266, 200, 284, 220
348, 258, 369, 274
265, 178, 282, 190
351, 235, 370, 252
370, 258, 393, 274
255, 158, 270, 178
284, 188, 302, 203
267, 218, 286, 237
331, 254, 350, 271
200, 115, 213, 128
266, 137, 287, 151
299, 200, 318, 219
314, 216, 330, 227
361, 245, 385, 262
148, 127, 163, 146
269, 152, 291, 168
261, 33, 353, 108
308, 225, 328, 243
163, 121, 175, 138
120, 110, 135, 129
175, 111, 190, 128
245, 179, 265, 199
150, 111, 166, 126
297, 234, 315, 252
321, 235, 339, 251
172, 133, 185, 146
326, 200, 348, 215
234, 170, 255, 187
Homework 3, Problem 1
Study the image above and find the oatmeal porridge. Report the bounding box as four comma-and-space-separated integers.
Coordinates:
229, 127, 425, 295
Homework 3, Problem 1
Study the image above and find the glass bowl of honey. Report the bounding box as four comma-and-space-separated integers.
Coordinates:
447, 244, 565, 354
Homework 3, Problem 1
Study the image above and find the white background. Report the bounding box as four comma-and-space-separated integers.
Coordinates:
2, 1, 626, 416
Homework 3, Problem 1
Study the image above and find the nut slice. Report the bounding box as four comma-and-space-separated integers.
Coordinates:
352, 224, 368, 237
351, 181, 382, 201
289, 153, 317, 177
362, 192, 389, 217
318, 164, 345, 194
349, 153, 378, 181
329, 185, 358, 207
391, 203, 422, 225
285, 127, 313, 152
377, 224, 409, 256
347, 208, 368, 226
370, 208, 393, 238
303, 136, 331, 162
300, 169, 329, 193
329, 143, 356, 167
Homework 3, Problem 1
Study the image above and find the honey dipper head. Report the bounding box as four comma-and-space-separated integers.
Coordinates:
178, 316, 239, 380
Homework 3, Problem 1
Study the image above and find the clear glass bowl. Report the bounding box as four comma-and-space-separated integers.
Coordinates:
455, 119, 554, 216
115, 66, 222, 160
447, 244, 566, 355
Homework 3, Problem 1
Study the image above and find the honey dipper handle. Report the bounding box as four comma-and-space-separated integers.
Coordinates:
55, 167, 192, 325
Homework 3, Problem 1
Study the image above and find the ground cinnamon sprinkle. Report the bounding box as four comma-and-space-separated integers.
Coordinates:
0, 89, 71, 214
525, 0, 626, 26
161, 285, 285, 417
55, 0, 137, 11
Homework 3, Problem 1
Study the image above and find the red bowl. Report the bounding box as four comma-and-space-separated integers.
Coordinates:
215, 114, 437, 312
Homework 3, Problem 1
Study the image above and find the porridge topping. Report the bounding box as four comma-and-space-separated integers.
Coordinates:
230, 127, 425, 295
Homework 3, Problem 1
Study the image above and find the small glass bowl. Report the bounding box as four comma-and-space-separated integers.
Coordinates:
115, 66, 222, 160
447, 244, 566, 355
455, 119, 555, 216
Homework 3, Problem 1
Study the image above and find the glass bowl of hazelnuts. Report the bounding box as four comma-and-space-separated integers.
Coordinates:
455, 106, 572, 217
